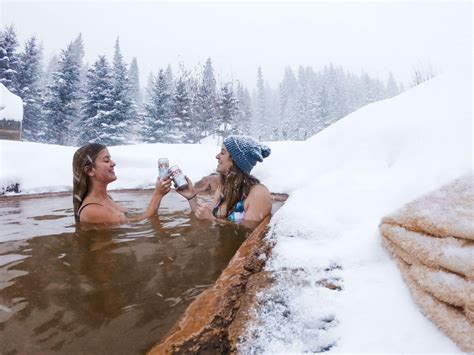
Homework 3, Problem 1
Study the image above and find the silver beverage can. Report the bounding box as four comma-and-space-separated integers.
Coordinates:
169, 165, 188, 190
158, 158, 169, 179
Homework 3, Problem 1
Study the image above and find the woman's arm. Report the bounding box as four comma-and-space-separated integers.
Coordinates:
175, 176, 219, 213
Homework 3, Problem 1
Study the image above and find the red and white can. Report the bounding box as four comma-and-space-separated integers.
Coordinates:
169, 165, 188, 190
158, 158, 169, 180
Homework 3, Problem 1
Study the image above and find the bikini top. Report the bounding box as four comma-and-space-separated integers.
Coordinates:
212, 198, 245, 223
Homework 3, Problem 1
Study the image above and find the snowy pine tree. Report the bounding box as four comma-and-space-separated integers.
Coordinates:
279, 66, 298, 139
253, 67, 266, 140
235, 81, 252, 135
43, 41, 82, 145
17, 36, 45, 142
265, 82, 280, 140
0, 25, 20, 94
294, 66, 310, 140
41, 55, 58, 91
171, 72, 192, 143
70, 34, 87, 94
165, 65, 174, 93
218, 82, 238, 137
108, 37, 137, 145
79, 55, 114, 144
129, 57, 141, 106
187, 73, 201, 142
143, 69, 172, 142
196, 58, 218, 139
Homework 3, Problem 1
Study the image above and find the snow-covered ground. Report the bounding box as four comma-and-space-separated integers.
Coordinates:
0, 72, 472, 351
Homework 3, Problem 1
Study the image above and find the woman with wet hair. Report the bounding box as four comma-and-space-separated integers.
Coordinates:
177, 135, 272, 227
72, 143, 172, 224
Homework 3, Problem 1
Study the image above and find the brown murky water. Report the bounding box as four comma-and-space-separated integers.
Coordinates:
0, 190, 281, 354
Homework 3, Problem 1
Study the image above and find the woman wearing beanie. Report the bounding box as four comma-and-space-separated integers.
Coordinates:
177, 135, 272, 227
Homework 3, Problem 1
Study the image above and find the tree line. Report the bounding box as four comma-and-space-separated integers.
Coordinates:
0, 25, 404, 146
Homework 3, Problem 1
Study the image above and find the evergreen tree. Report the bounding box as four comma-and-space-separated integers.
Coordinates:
265, 82, 280, 140
235, 81, 252, 135
171, 72, 191, 143
41, 55, 58, 90
187, 73, 200, 142
274, 64, 398, 141
0, 25, 20, 94
196, 58, 218, 138
279, 66, 298, 139
218, 82, 238, 137
79, 55, 114, 144
70, 34, 85, 65
43, 41, 82, 145
129, 57, 141, 106
67, 34, 86, 144
17, 36, 45, 142
165, 65, 174, 92
109, 37, 136, 144
253, 66, 266, 140
169, 73, 193, 143
143, 69, 172, 142
70, 34, 87, 93
294, 66, 310, 139
324, 64, 347, 126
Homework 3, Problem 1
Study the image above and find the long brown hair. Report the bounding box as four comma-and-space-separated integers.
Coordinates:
72, 143, 106, 221
219, 163, 260, 218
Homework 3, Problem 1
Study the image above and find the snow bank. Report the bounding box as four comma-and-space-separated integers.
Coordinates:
240, 72, 472, 353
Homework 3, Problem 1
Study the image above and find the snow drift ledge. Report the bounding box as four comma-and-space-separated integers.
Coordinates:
380, 175, 474, 352
147, 214, 273, 354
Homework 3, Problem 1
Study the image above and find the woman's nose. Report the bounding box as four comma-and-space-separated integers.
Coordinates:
111, 160, 116, 167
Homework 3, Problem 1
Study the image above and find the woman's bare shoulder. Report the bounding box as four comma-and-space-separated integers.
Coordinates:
80, 204, 124, 224
249, 183, 270, 196
246, 184, 271, 205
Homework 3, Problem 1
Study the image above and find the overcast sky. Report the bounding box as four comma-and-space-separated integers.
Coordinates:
1, 1, 472, 89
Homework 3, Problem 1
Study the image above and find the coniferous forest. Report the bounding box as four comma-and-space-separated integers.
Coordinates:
0, 26, 404, 146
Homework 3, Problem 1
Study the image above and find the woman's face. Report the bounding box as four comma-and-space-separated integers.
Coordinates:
216, 145, 233, 174
89, 148, 117, 183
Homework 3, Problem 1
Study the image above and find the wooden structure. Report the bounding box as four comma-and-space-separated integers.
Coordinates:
0, 118, 21, 140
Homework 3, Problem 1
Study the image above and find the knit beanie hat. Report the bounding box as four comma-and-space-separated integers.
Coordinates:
223, 135, 271, 174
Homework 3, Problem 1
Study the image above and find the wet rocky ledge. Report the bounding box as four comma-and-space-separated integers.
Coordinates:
148, 194, 288, 354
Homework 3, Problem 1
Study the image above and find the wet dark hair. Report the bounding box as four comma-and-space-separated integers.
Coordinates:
72, 143, 106, 222
219, 162, 259, 218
